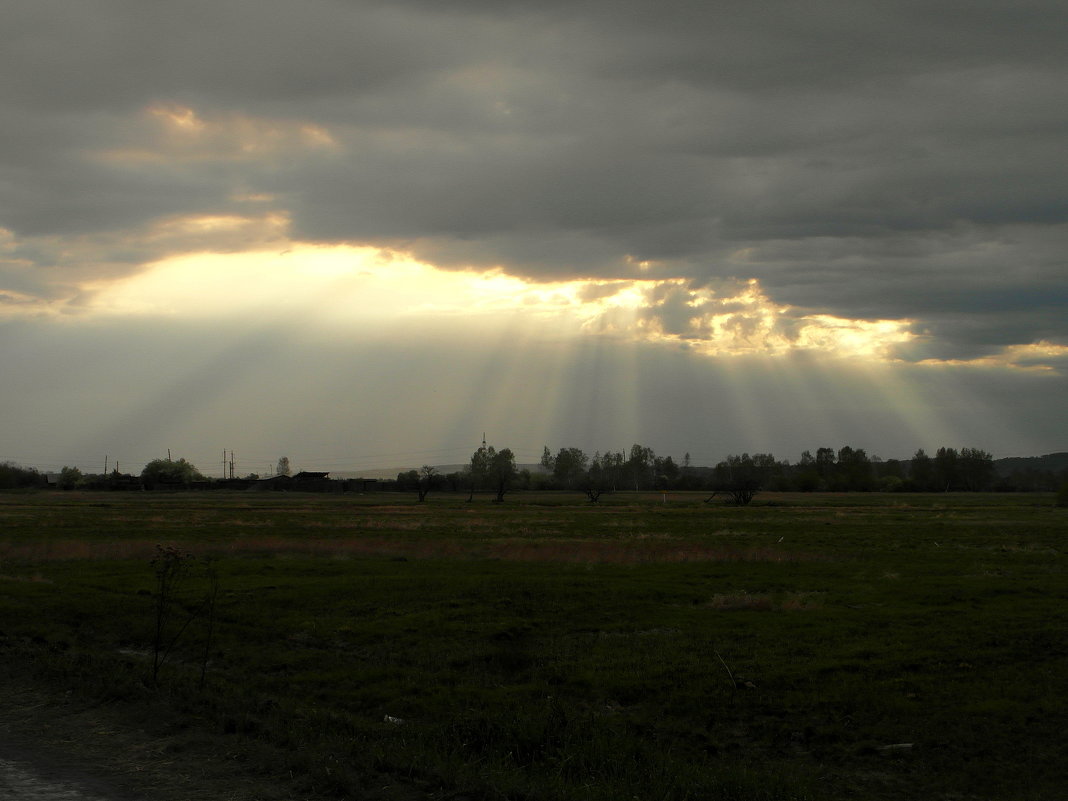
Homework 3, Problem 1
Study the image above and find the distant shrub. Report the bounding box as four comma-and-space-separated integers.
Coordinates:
141, 457, 204, 489
1056, 481, 1068, 507
878, 475, 905, 493
0, 462, 45, 489
794, 471, 820, 492
58, 466, 83, 490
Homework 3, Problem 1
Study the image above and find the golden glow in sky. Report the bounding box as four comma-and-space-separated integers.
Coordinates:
79, 240, 921, 363
11, 99, 1052, 377
6, 222, 1056, 378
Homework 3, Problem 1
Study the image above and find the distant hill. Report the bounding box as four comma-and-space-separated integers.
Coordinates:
330, 464, 547, 481
993, 452, 1068, 477
330, 464, 467, 481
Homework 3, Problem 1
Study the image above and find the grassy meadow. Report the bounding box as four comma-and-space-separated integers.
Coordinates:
0, 490, 1064, 800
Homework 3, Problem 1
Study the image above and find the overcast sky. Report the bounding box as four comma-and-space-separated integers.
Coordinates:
2, 0, 1066, 475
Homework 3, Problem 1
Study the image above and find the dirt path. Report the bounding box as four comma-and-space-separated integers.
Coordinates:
0, 676, 325, 801
0, 754, 119, 801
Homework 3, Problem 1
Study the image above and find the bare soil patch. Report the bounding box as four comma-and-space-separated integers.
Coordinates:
0, 674, 341, 801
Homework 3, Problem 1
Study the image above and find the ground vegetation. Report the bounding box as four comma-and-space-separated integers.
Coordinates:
0, 490, 1063, 800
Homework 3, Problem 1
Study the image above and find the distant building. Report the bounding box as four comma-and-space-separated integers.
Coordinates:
253, 470, 339, 492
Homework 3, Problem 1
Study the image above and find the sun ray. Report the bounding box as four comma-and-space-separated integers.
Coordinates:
51, 238, 1061, 469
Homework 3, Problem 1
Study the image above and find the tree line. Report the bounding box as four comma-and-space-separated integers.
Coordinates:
393, 443, 1056, 503
4, 443, 1067, 501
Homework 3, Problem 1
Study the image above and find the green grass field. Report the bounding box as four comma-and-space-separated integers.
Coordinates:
0, 490, 1064, 800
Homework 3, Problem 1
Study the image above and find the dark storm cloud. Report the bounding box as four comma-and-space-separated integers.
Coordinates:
2, 0, 1067, 359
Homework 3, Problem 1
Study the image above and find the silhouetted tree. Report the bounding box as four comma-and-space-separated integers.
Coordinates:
583, 453, 615, 502
58, 466, 83, 490
141, 458, 204, 489
417, 465, 438, 502
811, 447, 835, 489
709, 454, 760, 505
468, 442, 517, 502
934, 447, 959, 491
552, 447, 589, 489
909, 449, 934, 491
795, 450, 820, 491
874, 457, 906, 492
467, 441, 490, 501
656, 454, 680, 487
836, 446, 874, 491
626, 444, 656, 490
958, 447, 994, 491
487, 447, 517, 502
0, 462, 44, 489
540, 446, 555, 473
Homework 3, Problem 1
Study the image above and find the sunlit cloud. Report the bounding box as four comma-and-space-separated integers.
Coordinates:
80, 247, 915, 361
91, 104, 340, 166
4, 196, 1061, 376
24, 238, 1062, 375
917, 341, 1068, 372
570, 278, 917, 361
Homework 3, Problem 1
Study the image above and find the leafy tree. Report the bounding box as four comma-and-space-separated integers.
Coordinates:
836, 446, 874, 491
751, 453, 783, 490
934, 447, 959, 492
678, 451, 704, 490
444, 470, 467, 493
141, 458, 204, 489
626, 444, 656, 490
487, 447, 517, 502
0, 462, 44, 489
540, 446, 555, 473
552, 447, 589, 489
656, 455, 680, 487
815, 447, 836, 484
875, 457, 905, 481
467, 441, 491, 501
795, 450, 819, 492
467, 441, 518, 502
909, 449, 934, 491
396, 469, 420, 492
58, 466, 83, 490
583, 452, 616, 502
515, 467, 535, 491
958, 447, 994, 491
276, 456, 291, 477
710, 454, 760, 505
878, 474, 905, 492
598, 450, 626, 491
397, 466, 439, 501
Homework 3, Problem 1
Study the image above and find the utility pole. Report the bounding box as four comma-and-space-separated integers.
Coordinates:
167, 448, 171, 461
104, 455, 108, 475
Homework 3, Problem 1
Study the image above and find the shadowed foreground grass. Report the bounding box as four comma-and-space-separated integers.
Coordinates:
0, 491, 1064, 799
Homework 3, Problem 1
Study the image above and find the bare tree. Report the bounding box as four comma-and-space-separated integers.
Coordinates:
417, 465, 437, 502
150, 546, 218, 687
